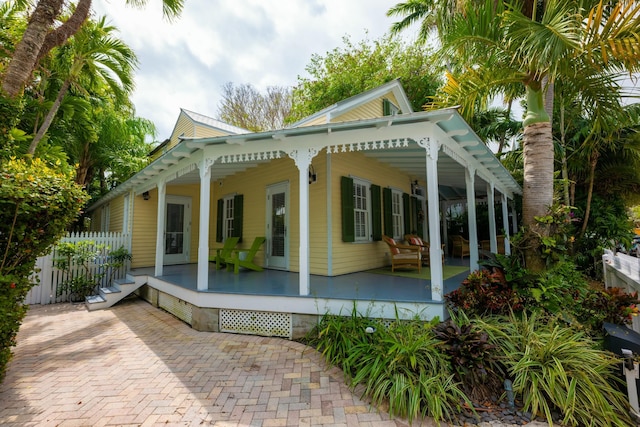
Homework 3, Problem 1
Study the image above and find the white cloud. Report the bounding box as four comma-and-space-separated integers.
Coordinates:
92, 0, 407, 139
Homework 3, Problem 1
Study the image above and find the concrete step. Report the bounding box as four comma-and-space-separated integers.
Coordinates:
85, 275, 143, 311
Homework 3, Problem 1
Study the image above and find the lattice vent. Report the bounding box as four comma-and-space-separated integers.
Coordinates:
158, 292, 193, 325
220, 309, 291, 338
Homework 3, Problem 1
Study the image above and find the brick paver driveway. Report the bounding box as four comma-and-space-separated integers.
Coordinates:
0, 297, 436, 427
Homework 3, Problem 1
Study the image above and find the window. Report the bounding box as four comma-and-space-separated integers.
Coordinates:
341, 177, 381, 242
216, 194, 243, 242
353, 179, 370, 241
383, 98, 401, 116
224, 196, 235, 239
391, 190, 403, 239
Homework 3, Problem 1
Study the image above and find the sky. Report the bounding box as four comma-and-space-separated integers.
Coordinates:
91, 0, 413, 140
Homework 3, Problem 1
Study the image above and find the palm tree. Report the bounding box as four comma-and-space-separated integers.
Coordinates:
28, 16, 136, 154
1, 0, 183, 100
390, 0, 640, 270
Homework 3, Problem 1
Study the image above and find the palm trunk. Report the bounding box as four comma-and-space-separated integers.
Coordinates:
28, 79, 70, 155
1, 0, 64, 98
1, 0, 91, 99
579, 154, 598, 237
76, 143, 93, 187
559, 96, 570, 207
522, 84, 554, 272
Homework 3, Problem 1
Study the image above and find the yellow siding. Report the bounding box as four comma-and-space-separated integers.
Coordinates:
194, 127, 229, 138
299, 115, 327, 127
168, 114, 195, 151
90, 208, 102, 231
330, 151, 415, 276
131, 191, 158, 268
332, 94, 402, 123
109, 195, 125, 232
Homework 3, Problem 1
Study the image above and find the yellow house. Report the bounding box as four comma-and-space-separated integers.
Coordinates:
87, 80, 521, 338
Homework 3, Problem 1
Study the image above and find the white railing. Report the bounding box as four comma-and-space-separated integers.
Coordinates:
25, 232, 131, 305
603, 249, 640, 333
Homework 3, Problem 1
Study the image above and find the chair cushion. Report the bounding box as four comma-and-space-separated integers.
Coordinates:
408, 237, 423, 246
387, 237, 400, 254
395, 252, 420, 260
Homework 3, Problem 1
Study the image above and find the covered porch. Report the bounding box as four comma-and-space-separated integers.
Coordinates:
128, 259, 471, 337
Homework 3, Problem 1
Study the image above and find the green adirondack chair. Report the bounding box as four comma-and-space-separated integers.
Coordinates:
224, 236, 266, 274
209, 236, 239, 269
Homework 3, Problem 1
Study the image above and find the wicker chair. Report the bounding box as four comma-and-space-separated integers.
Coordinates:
450, 235, 470, 259
382, 235, 421, 272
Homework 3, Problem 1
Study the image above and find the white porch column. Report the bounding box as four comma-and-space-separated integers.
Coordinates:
154, 180, 167, 276
288, 147, 318, 296
197, 159, 212, 291
465, 168, 479, 271
419, 137, 444, 301
501, 192, 511, 255
487, 182, 497, 253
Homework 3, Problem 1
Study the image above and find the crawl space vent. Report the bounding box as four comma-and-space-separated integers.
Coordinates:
220, 309, 292, 338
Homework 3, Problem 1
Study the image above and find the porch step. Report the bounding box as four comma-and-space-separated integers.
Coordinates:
85, 274, 143, 311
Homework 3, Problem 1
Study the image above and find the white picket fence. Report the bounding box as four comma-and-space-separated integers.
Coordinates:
25, 232, 131, 305
603, 249, 640, 333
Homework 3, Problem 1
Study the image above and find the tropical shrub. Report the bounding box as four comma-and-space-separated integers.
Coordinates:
347, 319, 468, 422
309, 310, 468, 424
575, 287, 640, 336
445, 268, 524, 316
433, 317, 503, 401
0, 158, 87, 381
54, 241, 131, 302
478, 312, 634, 427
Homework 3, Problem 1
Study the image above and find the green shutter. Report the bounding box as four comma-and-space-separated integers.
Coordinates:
216, 198, 223, 242
403, 193, 411, 235
382, 98, 391, 116
383, 187, 393, 237
383, 98, 392, 116
341, 176, 354, 242
371, 184, 382, 241
233, 194, 243, 243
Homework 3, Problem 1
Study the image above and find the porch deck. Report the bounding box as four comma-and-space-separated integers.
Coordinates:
130, 258, 470, 303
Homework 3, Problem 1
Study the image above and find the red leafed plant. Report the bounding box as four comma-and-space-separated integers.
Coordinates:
445, 269, 524, 317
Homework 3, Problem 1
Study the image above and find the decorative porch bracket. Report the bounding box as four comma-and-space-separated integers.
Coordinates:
154, 180, 167, 276
417, 137, 444, 301
288, 147, 319, 296
465, 167, 480, 272
197, 158, 215, 291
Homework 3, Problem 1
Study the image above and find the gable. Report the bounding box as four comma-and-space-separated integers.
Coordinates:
291, 79, 412, 128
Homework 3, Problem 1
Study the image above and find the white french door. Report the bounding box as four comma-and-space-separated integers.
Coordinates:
164, 195, 191, 265
266, 182, 289, 269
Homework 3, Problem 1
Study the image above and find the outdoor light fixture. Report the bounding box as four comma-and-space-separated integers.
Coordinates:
142, 191, 150, 201
308, 164, 317, 184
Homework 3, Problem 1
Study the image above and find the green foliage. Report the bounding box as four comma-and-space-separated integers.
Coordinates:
433, 316, 503, 401
309, 309, 467, 424
54, 241, 131, 302
288, 34, 443, 123
573, 194, 634, 279
575, 287, 640, 335
0, 157, 87, 381
533, 204, 579, 266
478, 313, 634, 427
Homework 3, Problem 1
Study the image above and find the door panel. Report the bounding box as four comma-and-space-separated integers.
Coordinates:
266, 183, 288, 269
164, 196, 191, 264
